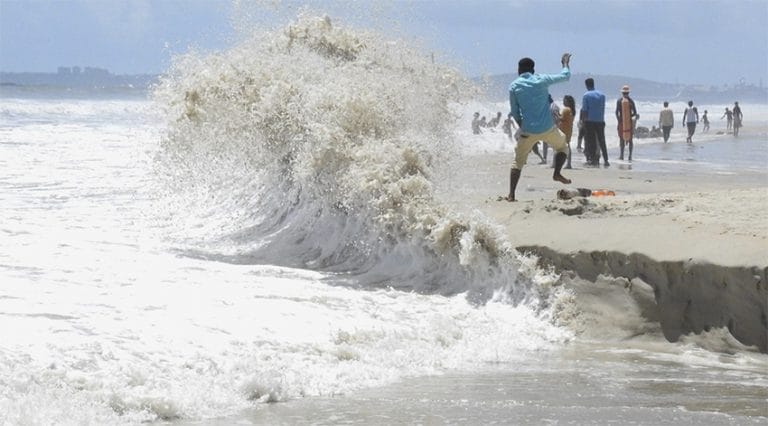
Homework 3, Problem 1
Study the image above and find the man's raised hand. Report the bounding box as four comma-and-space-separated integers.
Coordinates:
561, 53, 572, 68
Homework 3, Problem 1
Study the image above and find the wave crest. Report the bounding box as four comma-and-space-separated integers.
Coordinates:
153, 14, 539, 302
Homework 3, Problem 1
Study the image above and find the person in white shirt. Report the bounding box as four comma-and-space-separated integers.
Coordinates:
682, 100, 699, 143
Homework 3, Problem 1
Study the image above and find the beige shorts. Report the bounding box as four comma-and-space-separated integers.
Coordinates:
513, 126, 568, 169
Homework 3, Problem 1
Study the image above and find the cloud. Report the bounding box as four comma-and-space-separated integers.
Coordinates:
79, 0, 154, 39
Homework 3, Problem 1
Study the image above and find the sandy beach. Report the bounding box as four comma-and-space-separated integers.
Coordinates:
438, 127, 768, 351
442, 150, 767, 268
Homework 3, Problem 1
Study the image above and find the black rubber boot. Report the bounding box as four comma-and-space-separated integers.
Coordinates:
508, 168, 521, 201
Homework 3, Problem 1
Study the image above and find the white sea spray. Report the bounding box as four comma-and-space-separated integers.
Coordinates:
153, 13, 552, 303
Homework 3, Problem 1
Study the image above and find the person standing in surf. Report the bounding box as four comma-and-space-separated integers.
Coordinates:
615, 85, 639, 161
503, 53, 572, 202
701, 110, 710, 132
683, 100, 699, 143
502, 112, 516, 138
733, 101, 743, 136
659, 101, 674, 143
721, 107, 733, 132
471, 112, 482, 134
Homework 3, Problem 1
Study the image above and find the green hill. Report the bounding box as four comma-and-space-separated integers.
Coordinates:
478, 72, 767, 104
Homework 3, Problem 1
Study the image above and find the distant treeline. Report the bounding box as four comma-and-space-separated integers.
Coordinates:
479, 73, 768, 104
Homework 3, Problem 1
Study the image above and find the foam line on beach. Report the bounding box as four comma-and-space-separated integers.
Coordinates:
517, 245, 768, 353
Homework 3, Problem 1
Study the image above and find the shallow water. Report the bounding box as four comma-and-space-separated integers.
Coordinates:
191, 339, 768, 425
603, 136, 767, 175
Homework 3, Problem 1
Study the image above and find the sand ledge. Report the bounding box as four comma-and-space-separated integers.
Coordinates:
519, 245, 768, 353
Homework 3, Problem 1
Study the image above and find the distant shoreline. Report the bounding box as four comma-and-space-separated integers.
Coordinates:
0, 70, 159, 90
4, 69, 766, 104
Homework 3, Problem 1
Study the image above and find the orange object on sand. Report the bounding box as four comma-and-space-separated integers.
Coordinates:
591, 189, 616, 197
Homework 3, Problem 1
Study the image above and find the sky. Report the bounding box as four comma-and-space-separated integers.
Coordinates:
1, 0, 767, 86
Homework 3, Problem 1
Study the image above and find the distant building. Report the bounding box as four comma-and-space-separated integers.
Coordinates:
84, 67, 109, 77
1, 66, 158, 91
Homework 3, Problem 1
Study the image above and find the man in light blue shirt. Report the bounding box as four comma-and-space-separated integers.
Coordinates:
503, 53, 572, 202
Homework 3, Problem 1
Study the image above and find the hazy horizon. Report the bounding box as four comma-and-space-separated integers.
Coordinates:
4, 67, 764, 92
1, 0, 766, 87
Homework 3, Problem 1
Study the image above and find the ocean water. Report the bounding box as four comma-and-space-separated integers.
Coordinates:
1, 15, 766, 425
464, 100, 768, 172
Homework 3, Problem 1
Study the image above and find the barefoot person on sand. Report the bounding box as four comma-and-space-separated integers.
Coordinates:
615, 85, 638, 161
503, 53, 572, 202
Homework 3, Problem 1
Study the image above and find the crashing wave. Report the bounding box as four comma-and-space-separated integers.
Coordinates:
153, 14, 542, 303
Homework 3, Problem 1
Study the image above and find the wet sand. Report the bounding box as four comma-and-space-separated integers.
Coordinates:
441, 132, 767, 267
